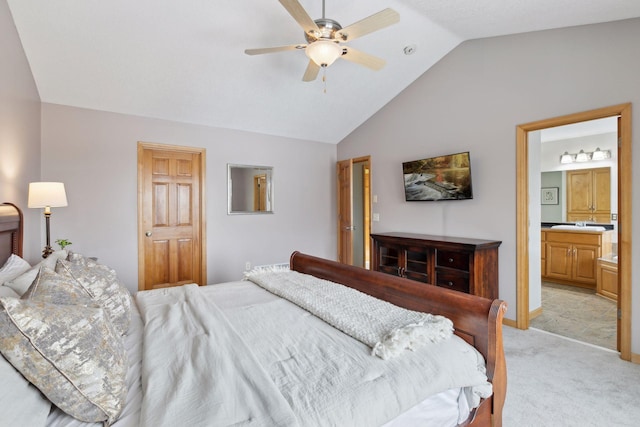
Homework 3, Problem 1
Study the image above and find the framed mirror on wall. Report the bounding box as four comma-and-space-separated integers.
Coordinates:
227, 164, 274, 214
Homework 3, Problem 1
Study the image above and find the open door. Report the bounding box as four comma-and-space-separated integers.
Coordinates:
337, 159, 353, 265
337, 156, 371, 267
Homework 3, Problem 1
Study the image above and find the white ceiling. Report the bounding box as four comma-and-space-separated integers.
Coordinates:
8, 0, 640, 144
541, 117, 618, 143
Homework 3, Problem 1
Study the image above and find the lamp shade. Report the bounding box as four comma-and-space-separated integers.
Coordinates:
591, 147, 608, 161
575, 149, 590, 162
28, 182, 68, 208
305, 40, 342, 67
560, 151, 573, 164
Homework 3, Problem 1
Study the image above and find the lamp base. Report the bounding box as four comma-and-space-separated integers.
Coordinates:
42, 245, 53, 258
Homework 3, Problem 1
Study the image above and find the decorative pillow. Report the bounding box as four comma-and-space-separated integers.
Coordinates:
0, 286, 20, 298
0, 297, 127, 424
3, 250, 68, 296
0, 354, 51, 427
56, 257, 132, 335
23, 266, 93, 306
0, 254, 31, 284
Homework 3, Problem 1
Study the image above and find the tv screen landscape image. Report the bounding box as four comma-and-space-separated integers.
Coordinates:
402, 151, 473, 201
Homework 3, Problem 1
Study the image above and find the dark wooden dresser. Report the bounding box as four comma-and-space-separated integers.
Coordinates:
370, 232, 501, 299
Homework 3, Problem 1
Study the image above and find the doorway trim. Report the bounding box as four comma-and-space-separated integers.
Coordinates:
516, 103, 632, 361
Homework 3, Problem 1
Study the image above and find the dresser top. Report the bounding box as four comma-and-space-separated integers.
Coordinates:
371, 232, 502, 248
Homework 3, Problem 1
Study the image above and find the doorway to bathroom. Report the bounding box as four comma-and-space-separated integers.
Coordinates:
515, 103, 632, 361
531, 118, 618, 350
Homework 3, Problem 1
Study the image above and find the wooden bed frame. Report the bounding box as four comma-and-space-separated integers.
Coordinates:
0, 203, 23, 262
290, 251, 507, 427
0, 204, 505, 426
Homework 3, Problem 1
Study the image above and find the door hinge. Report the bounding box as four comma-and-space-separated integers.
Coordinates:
618, 308, 622, 320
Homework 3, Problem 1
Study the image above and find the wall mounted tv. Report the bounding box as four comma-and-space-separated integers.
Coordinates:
402, 151, 473, 201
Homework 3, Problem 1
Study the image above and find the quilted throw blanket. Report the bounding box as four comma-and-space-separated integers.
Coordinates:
135, 285, 299, 427
244, 268, 454, 359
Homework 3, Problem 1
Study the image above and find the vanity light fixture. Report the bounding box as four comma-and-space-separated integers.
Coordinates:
558, 148, 611, 164
575, 149, 590, 162
560, 151, 573, 164
28, 182, 68, 258
591, 147, 608, 161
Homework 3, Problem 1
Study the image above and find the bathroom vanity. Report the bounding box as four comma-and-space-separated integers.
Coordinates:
541, 226, 613, 289
597, 254, 618, 300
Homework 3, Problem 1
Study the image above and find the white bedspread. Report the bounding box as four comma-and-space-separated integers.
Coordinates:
135, 282, 492, 427
135, 285, 299, 427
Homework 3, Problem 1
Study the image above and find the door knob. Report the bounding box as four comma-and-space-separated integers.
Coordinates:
145, 231, 152, 237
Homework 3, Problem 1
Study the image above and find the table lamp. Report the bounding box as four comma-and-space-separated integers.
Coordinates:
28, 182, 68, 258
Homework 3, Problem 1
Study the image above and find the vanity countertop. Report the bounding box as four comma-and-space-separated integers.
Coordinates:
541, 222, 615, 231
598, 253, 618, 264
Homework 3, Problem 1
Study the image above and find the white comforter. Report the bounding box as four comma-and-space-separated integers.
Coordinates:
135, 281, 492, 427
135, 285, 299, 427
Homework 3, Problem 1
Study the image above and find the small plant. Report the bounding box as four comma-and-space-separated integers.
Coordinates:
56, 239, 72, 250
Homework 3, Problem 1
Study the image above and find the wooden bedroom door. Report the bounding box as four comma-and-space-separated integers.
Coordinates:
337, 156, 371, 268
337, 159, 353, 265
137, 143, 206, 291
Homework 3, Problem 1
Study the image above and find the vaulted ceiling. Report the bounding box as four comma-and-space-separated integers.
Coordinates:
8, 0, 640, 143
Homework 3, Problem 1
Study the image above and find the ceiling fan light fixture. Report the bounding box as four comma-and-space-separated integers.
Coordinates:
305, 40, 342, 67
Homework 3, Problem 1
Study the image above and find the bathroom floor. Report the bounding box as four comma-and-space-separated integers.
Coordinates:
530, 281, 617, 350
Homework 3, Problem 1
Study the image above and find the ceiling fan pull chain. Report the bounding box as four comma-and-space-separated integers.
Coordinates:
322, 66, 327, 93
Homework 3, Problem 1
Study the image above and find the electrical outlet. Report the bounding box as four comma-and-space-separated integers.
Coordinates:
245, 261, 251, 271
372, 213, 380, 222
611, 213, 618, 221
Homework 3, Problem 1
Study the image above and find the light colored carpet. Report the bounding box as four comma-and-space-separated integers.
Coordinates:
502, 326, 640, 426
530, 282, 616, 350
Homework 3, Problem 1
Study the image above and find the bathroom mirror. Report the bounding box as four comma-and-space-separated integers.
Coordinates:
227, 164, 274, 214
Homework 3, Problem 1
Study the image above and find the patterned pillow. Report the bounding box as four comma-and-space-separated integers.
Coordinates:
0, 297, 127, 424
56, 257, 132, 335
23, 266, 93, 306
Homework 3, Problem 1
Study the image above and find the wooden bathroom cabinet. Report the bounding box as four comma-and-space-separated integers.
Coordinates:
542, 228, 612, 288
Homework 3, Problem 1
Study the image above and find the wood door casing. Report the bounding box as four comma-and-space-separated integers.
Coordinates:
138, 143, 206, 291
515, 103, 631, 362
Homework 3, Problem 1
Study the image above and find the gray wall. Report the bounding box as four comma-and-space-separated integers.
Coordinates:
338, 18, 640, 351
40, 104, 337, 291
541, 171, 563, 222
0, 0, 42, 263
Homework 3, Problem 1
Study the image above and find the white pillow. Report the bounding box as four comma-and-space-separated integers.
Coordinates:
0, 354, 51, 427
0, 254, 31, 284
0, 286, 20, 298
3, 250, 67, 296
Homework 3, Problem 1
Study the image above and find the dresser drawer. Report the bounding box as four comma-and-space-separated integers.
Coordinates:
437, 250, 470, 271
435, 270, 470, 293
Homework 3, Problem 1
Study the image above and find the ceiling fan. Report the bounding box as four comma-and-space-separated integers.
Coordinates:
245, 0, 400, 82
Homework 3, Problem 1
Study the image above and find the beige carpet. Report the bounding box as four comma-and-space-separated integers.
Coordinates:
502, 326, 640, 427
530, 282, 617, 350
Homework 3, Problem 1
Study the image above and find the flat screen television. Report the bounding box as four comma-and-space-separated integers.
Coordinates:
402, 151, 473, 201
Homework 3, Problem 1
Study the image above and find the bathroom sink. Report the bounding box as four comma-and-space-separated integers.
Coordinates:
550, 225, 606, 231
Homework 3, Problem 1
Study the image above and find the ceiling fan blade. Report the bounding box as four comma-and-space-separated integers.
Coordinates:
341, 46, 386, 71
336, 8, 400, 42
245, 44, 305, 55
278, 0, 320, 35
302, 60, 321, 81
